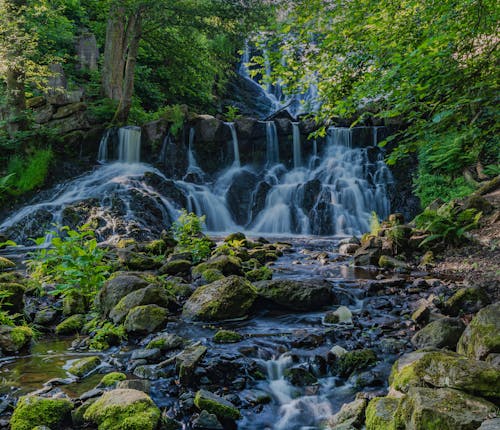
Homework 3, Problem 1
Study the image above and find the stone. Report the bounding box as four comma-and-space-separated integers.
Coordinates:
365, 396, 399, 430
117, 379, 151, 393
396, 387, 497, 430
26, 96, 45, 108
52, 102, 86, 119
47, 110, 89, 133
96, 274, 148, 316
327, 398, 367, 430
378, 255, 411, 271
213, 330, 243, 344
159, 259, 192, 276
83, 389, 160, 430
389, 349, 500, 399
34, 308, 59, 325
254, 279, 334, 311
182, 276, 257, 321
226, 170, 259, 225
33, 103, 54, 124
457, 302, 500, 360
68, 356, 101, 377
75, 32, 99, 70
176, 344, 207, 385
478, 418, 500, 430
324, 306, 353, 324
284, 367, 317, 386
338, 243, 360, 255
194, 389, 240, 420
410, 304, 431, 326
0, 282, 24, 313
62, 290, 86, 316
411, 317, 465, 349
0, 325, 32, 353
146, 333, 184, 351
192, 255, 243, 278
335, 349, 377, 378
124, 305, 168, 334
130, 348, 161, 362
10, 395, 73, 430
192, 410, 223, 430
109, 285, 173, 324
55, 314, 85, 335
444, 287, 490, 316
100, 372, 127, 387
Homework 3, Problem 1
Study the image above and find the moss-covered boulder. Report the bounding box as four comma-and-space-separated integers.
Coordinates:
444, 287, 490, 316
213, 330, 242, 344
411, 317, 465, 349
182, 275, 257, 321
176, 344, 207, 385
378, 255, 411, 271
0, 282, 24, 313
159, 259, 192, 276
55, 314, 86, 335
83, 389, 160, 430
68, 356, 101, 377
389, 349, 500, 399
395, 387, 497, 430
95, 274, 148, 316
254, 279, 334, 311
192, 255, 243, 277
124, 305, 168, 334
245, 266, 272, 282
284, 367, 317, 386
365, 396, 399, 430
146, 333, 184, 351
109, 285, 173, 324
100, 372, 127, 387
457, 302, 500, 360
194, 389, 240, 420
62, 290, 87, 316
335, 349, 377, 378
0, 325, 33, 353
200, 268, 225, 283
0, 256, 15, 271
327, 398, 367, 430
10, 395, 73, 430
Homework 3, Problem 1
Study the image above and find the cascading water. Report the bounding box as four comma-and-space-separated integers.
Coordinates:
265, 121, 280, 165
97, 129, 111, 163
225, 122, 240, 167
291, 122, 302, 168
117, 126, 141, 163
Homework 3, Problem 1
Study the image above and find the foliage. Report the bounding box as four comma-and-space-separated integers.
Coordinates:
170, 210, 212, 263
369, 211, 381, 236
415, 203, 482, 246
415, 172, 476, 208
224, 105, 242, 122
27, 225, 110, 300
85, 319, 127, 351
6, 148, 53, 195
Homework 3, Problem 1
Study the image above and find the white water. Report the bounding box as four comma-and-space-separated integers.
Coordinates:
117, 126, 141, 163
97, 129, 111, 163
292, 122, 302, 168
265, 121, 280, 165
225, 122, 240, 167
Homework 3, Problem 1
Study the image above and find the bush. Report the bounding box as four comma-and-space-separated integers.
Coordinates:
170, 210, 212, 263
7, 148, 53, 195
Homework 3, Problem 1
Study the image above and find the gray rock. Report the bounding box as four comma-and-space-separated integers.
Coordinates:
95, 274, 148, 316
477, 418, 500, 430
124, 305, 168, 334
192, 410, 223, 429
411, 317, 465, 349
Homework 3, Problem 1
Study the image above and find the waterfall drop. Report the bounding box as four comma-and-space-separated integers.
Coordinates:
225, 122, 240, 167
97, 129, 111, 163
265, 121, 280, 165
292, 122, 302, 168
117, 126, 141, 163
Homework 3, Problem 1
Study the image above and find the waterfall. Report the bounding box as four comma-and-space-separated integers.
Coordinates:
265, 121, 279, 165
158, 133, 172, 164
292, 122, 302, 168
117, 126, 141, 163
225, 122, 240, 167
97, 129, 111, 163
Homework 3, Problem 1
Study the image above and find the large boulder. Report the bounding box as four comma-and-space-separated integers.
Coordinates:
365, 397, 399, 430
10, 395, 73, 430
327, 398, 367, 430
457, 302, 500, 360
389, 349, 500, 400
83, 389, 160, 430
182, 276, 257, 321
192, 255, 243, 278
254, 279, 334, 311
411, 317, 465, 350
0, 325, 32, 353
176, 344, 207, 386
124, 305, 168, 334
444, 287, 490, 316
0, 282, 25, 313
95, 274, 148, 316
226, 170, 259, 225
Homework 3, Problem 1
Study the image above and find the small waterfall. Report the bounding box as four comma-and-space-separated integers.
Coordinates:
225, 122, 240, 167
292, 122, 302, 168
97, 129, 111, 163
158, 133, 172, 164
265, 121, 280, 165
117, 126, 141, 163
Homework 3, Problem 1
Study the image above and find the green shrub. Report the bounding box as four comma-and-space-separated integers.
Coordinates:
171, 210, 212, 263
7, 148, 53, 195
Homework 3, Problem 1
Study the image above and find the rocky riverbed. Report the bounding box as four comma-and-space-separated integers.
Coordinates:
0, 233, 498, 430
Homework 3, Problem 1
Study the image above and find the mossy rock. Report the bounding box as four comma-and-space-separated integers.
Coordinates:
213, 330, 242, 344
182, 275, 257, 321
194, 389, 240, 420
68, 356, 101, 378
116, 238, 137, 249
411, 317, 465, 349
96, 274, 148, 316
123, 252, 162, 271
199, 268, 224, 284
444, 287, 490, 317
395, 387, 497, 430
192, 255, 243, 277
389, 349, 500, 400
124, 304, 168, 334
224, 232, 246, 243
83, 389, 160, 430
283, 367, 317, 386
55, 314, 86, 335
10, 395, 73, 430
0, 256, 16, 271
0, 282, 25, 313
62, 290, 87, 316
327, 398, 367, 430
176, 344, 207, 385
0, 325, 33, 353
245, 266, 272, 282
144, 239, 169, 255
146, 333, 184, 351
324, 306, 353, 324
378, 255, 411, 271
100, 372, 127, 387
159, 259, 192, 276
457, 302, 500, 360
335, 349, 377, 377
365, 397, 399, 430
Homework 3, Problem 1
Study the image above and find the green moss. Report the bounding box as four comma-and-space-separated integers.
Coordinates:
213, 329, 242, 343
10, 396, 73, 430
100, 372, 127, 387
144, 239, 167, 255
62, 290, 87, 316
201, 269, 225, 283
124, 305, 168, 334
245, 266, 272, 282
194, 389, 240, 420
116, 239, 137, 249
11, 326, 33, 350
83, 389, 160, 430
0, 256, 16, 271
68, 356, 101, 377
365, 397, 399, 430
445, 287, 489, 316
55, 314, 85, 335
335, 349, 377, 377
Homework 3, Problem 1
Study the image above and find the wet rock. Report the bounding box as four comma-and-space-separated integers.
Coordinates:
117, 379, 151, 393
146, 333, 184, 351
254, 279, 334, 311
389, 349, 500, 399
327, 397, 367, 430
159, 259, 192, 276
0, 325, 32, 353
338, 243, 360, 255
226, 170, 259, 225
55, 314, 85, 335
110, 285, 173, 324
410, 303, 431, 327
411, 317, 465, 349
34, 308, 59, 325
182, 276, 257, 321
194, 389, 240, 420
292, 332, 326, 348
99, 372, 127, 387
478, 418, 500, 429
62, 290, 87, 316
444, 286, 490, 317
192, 255, 243, 278
96, 274, 148, 316
324, 306, 353, 324
68, 356, 101, 378
10, 395, 73, 430
176, 344, 207, 385
397, 387, 496, 430
124, 305, 168, 334
79, 388, 103, 401
0, 282, 24, 313
378, 255, 410, 272
365, 396, 399, 430
192, 410, 223, 430
243, 390, 272, 405
119, 251, 162, 271
353, 237, 383, 266
457, 302, 500, 360
131, 348, 161, 362
335, 349, 377, 378
213, 330, 242, 344
83, 389, 160, 430
284, 366, 317, 386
